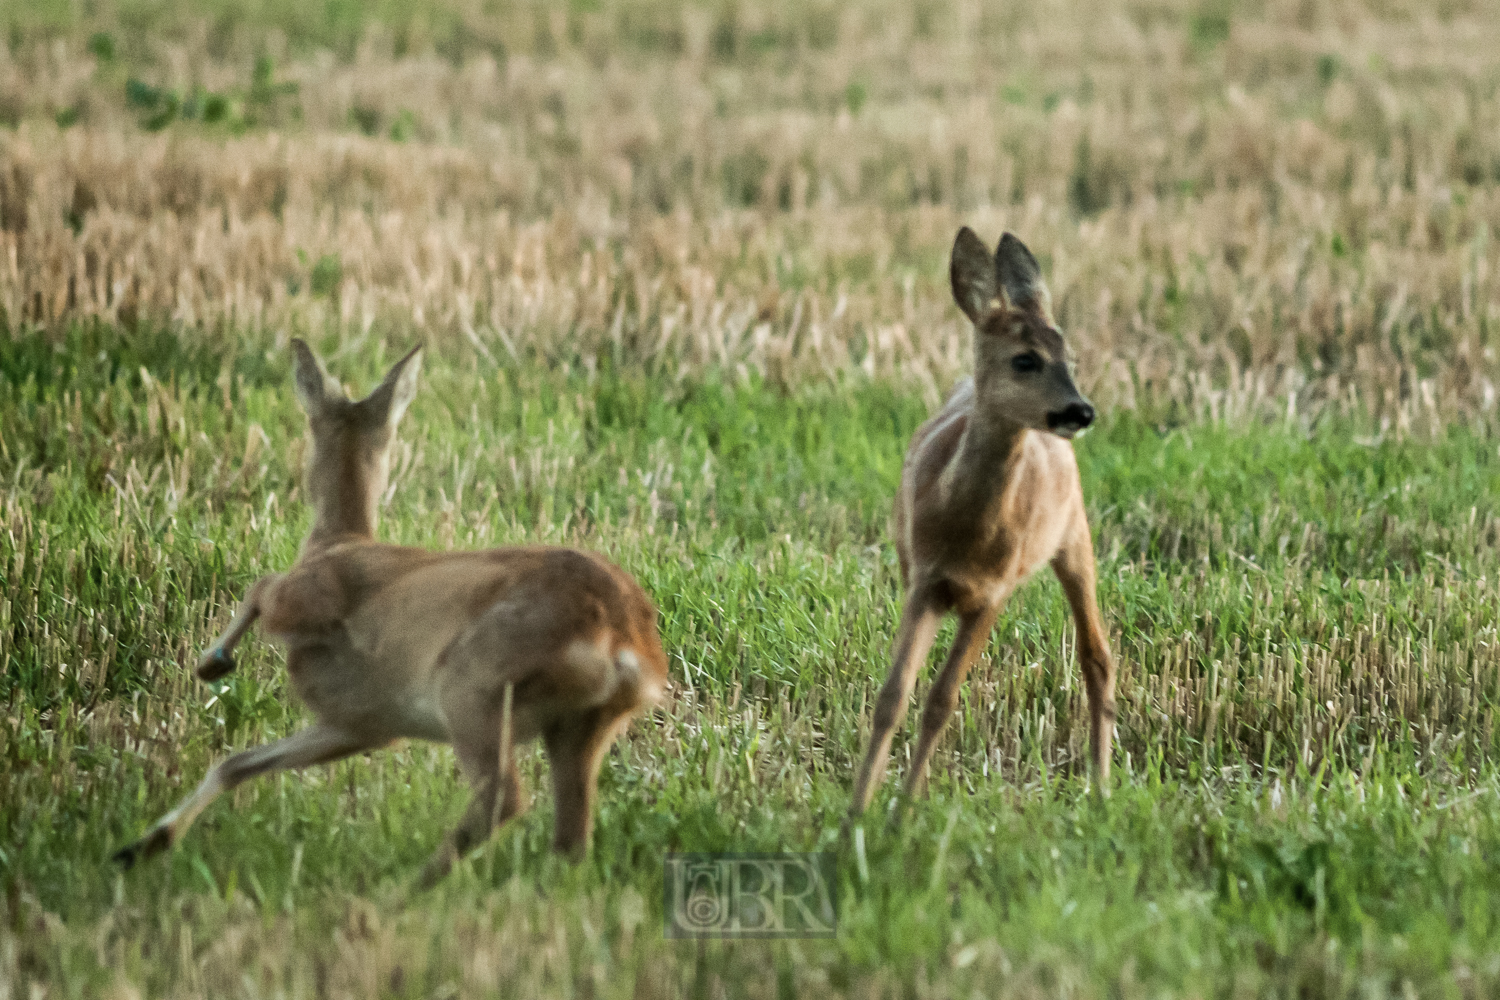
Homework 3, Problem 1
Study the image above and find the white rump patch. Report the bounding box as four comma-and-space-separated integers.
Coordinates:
617, 647, 665, 705
560, 640, 659, 707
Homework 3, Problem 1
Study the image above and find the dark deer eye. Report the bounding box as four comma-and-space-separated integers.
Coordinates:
1011, 352, 1043, 374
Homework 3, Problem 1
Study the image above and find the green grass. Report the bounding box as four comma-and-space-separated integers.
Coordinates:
5, 323, 1500, 996
6, 0, 1500, 991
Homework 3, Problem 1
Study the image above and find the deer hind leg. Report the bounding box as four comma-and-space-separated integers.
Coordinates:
544, 710, 630, 859
849, 592, 943, 817
903, 602, 1003, 800
1052, 526, 1118, 793
415, 739, 527, 889
114, 723, 369, 868
416, 675, 533, 888
196, 575, 280, 682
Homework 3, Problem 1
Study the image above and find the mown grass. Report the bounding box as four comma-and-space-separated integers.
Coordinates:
6, 0, 1500, 994
6, 0, 1500, 425
5, 324, 1500, 996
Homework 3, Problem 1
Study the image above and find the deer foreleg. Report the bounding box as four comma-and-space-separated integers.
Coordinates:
196, 575, 279, 681
1052, 526, 1118, 794
849, 593, 943, 817
114, 723, 368, 868
903, 602, 1002, 800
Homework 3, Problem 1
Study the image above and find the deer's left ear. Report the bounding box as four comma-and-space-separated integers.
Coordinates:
364, 344, 423, 429
291, 339, 342, 416
994, 233, 1053, 321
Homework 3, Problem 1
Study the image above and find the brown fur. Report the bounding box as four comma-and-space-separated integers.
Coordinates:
849, 228, 1118, 816
114, 341, 668, 885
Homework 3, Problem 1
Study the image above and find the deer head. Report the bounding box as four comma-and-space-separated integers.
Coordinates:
949, 227, 1094, 438
291, 339, 423, 542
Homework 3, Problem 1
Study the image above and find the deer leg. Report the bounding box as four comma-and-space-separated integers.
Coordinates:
415, 752, 526, 889
545, 710, 627, 859
417, 681, 532, 887
903, 602, 1003, 800
114, 723, 368, 867
849, 593, 943, 817
196, 575, 280, 681
1052, 525, 1118, 794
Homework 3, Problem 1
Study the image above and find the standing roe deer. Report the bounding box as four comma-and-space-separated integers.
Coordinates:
114, 340, 668, 885
849, 228, 1118, 816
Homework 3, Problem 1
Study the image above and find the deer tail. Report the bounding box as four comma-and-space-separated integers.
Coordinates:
559, 639, 661, 709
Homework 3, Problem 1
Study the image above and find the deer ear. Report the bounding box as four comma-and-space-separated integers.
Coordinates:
363, 343, 423, 429
950, 227, 1000, 324
291, 339, 340, 416
995, 233, 1052, 320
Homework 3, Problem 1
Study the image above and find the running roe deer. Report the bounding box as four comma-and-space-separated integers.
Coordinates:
849, 228, 1118, 816
114, 340, 668, 885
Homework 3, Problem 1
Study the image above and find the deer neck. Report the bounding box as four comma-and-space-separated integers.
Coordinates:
305, 451, 380, 549
943, 408, 1029, 513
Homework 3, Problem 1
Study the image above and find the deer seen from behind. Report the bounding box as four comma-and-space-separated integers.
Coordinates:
114, 340, 668, 885
849, 227, 1119, 817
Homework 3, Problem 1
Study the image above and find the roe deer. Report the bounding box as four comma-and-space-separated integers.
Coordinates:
849, 228, 1118, 816
114, 340, 668, 885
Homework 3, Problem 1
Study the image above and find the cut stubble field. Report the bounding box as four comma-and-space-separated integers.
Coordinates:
5, 0, 1500, 996
6, 324, 1500, 996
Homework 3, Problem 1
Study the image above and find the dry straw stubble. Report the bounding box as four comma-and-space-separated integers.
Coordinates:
0, 0, 1498, 429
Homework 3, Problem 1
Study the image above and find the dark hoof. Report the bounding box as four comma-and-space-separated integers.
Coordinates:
196, 648, 235, 682
414, 857, 452, 891
113, 827, 170, 868
552, 841, 589, 864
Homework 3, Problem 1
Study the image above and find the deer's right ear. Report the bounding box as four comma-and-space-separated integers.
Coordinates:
291, 339, 336, 415
364, 343, 423, 430
950, 227, 999, 324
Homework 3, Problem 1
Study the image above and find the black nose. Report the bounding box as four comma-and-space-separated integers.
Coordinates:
1047, 402, 1095, 433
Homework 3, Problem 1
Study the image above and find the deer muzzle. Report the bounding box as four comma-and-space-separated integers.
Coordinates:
1046, 401, 1095, 438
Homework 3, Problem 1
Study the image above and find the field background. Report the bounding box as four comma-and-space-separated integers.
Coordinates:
4, 0, 1500, 996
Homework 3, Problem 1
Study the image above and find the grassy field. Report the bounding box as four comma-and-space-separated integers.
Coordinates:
5, 0, 1500, 996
